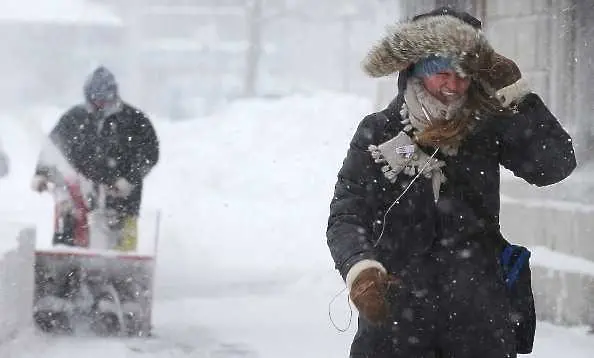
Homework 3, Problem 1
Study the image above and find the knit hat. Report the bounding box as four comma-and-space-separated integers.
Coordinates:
412, 55, 454, 78
84, 66, 119, 104
83, 66, 122, 118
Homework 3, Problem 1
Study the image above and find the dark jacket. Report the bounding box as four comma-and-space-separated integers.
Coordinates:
327, 92, 576, 279
327, 93, 575, 357
35, 102, 159, 215
330, 95, 576, 356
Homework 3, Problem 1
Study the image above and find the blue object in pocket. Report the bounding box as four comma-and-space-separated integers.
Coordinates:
499, 243, 536, 354
500, 244, 531, 289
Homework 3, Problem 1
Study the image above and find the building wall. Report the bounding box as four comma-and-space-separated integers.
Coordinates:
92, 1, 403, 118
573, 0, 594, 164
482, 0, 575, 135
92, 1, 260, 117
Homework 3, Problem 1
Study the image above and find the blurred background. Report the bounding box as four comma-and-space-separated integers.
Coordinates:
0, 0, 398, 118
2, 1, 593, 162
2, 2, 594, 356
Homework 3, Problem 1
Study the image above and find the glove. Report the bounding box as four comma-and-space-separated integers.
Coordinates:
111, 177, 135, 198
31, 174, 49, 192
479, 51, 521, 90
347, 260, 398, 325
479, 51, 530, 107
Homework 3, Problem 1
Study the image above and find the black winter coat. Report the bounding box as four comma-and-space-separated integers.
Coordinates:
36, 103, 159, 216
327, 93, 575, 279
326, 93, 575, 357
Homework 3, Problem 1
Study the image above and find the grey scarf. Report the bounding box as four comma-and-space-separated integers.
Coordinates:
368, 78, 471, 201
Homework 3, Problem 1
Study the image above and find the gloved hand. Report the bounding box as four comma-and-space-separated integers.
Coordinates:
347, 261, 399, 325
479, 52, 521, 90
479, 51, 530, 107
110, 177, 135, 198
31, 174, 49, 192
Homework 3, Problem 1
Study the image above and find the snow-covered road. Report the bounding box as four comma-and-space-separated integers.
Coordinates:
5, 273, 594, 358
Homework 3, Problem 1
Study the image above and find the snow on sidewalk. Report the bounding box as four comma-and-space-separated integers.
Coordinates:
5, 270, 594, 358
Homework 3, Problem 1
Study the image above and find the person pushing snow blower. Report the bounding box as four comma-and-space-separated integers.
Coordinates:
29, 66, 160, 336
31, 66, 159, 251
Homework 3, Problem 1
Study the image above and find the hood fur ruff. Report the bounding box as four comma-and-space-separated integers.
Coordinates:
362, 14, 493, 78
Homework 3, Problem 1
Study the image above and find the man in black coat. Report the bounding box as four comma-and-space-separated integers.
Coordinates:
31, 66, 159, 251
326, 7, 576, 358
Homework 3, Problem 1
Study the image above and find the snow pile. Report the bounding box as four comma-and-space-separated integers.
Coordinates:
0, 92, 371, 292
142, 93, 371, 294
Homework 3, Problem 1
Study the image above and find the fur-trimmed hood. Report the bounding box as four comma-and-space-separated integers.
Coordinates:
362, 13, 493, 80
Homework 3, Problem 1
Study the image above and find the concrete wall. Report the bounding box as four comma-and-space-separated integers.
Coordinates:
531, 265, 594, 326
501, 197, 594, 326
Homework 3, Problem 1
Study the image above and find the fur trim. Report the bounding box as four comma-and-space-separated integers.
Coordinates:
362, 14, 492, 78
346, 259, 387, 291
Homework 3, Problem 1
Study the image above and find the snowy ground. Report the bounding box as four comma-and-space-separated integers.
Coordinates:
1, 93, 594, 357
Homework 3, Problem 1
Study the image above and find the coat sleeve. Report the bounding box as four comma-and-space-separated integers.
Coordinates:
124, 112, 160, 184
34, 107, 85, 178
327, 115, 383, 279
498, 93, 576, 186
